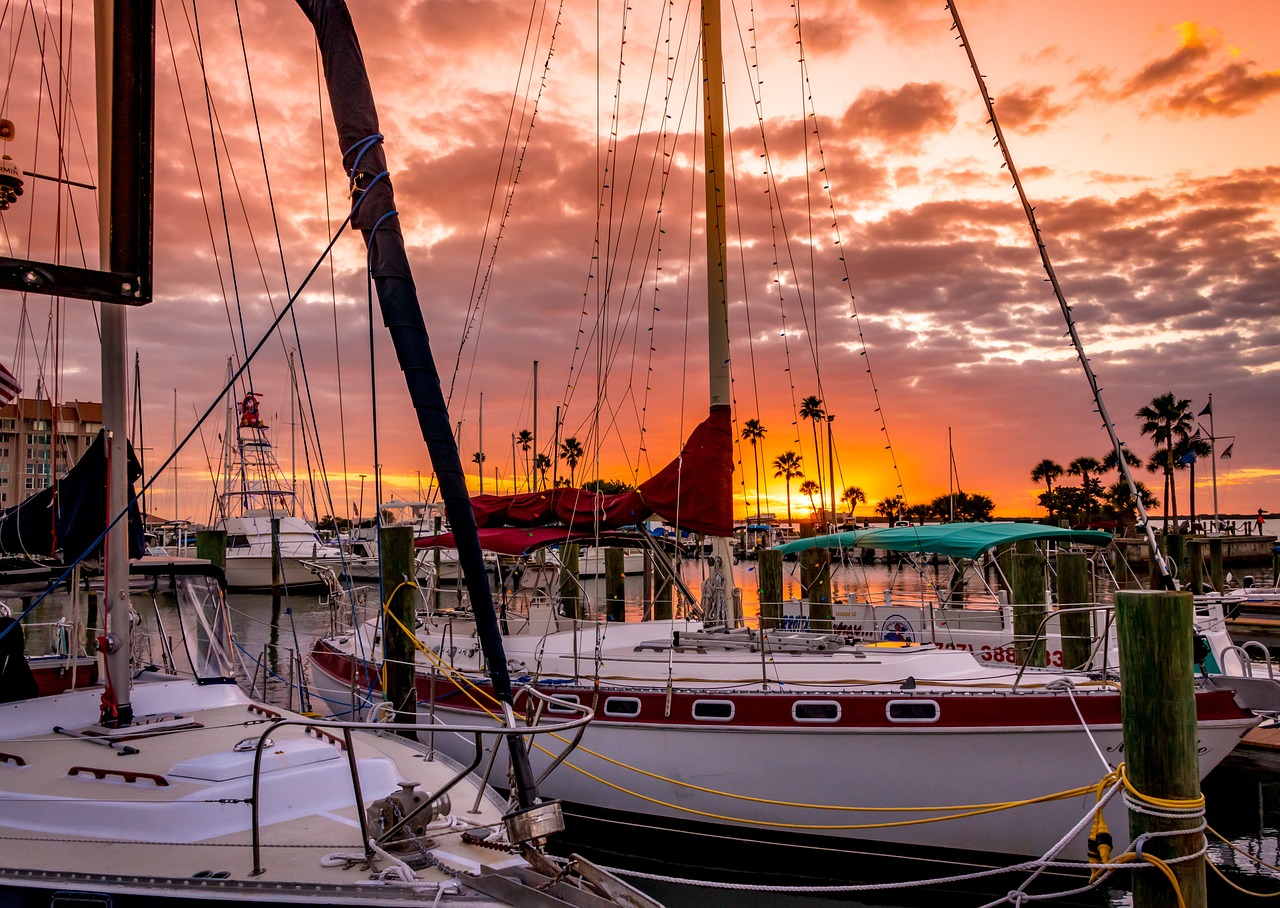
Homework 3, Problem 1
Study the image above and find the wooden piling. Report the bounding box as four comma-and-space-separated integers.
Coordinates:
381, 526, 417, 734
559, 543, 581, 619
605, 548, 626, 622
1115, 589, 1206, 908
85, 591, 99, 657
653, 555, 673, 621
195, 528, 227, 574
270, 517, 283, 615
1056, 551, 1092, 671
642, 549, 654, 621
1011, 540, 1046, 667
1166, 533, 1187, 587
758, 549, 783, 630
1207, 538, 1225, 593
1186, 539, 1204, 595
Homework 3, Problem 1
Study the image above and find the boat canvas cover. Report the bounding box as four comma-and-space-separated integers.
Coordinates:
773, 522, 1112, 560
0, 430, 145, 560
467, 407, 733, 538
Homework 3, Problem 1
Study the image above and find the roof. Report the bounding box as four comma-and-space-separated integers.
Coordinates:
772, 522, 1113, 560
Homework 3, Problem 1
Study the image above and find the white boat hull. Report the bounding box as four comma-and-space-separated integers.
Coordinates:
308, 624, 1256, 862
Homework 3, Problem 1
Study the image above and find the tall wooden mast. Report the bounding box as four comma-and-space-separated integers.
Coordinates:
700, 0, 740, 623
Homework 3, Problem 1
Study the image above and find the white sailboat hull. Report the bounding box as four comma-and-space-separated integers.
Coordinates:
307, 617, 1257, 863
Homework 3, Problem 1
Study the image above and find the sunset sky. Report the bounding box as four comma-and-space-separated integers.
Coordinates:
3, 0, 1278, 526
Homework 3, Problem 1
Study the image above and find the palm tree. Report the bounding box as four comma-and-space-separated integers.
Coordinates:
799, 479, 821, 520
471, 451, 486, 493
1067, 456, 1102, 522
772, 450, 803, 526
841, 485, 866, 522
1172, 431, 1212, 530
1101, 446, 1142, 474
875, 494, 905, 523
516, 428, 534, 491
1030, 459, 1064, 518
533, 452, 551, 489
558, 436, 585, 487
799, 395, 826, 504
740, 418, 767, 520
1136, 392, 1192, 531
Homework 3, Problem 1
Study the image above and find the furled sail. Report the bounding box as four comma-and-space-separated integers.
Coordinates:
296, 0, 538, 804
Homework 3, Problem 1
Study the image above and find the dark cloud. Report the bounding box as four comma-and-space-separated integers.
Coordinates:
989, 84, 1074, 133
1125, 32, 1212, 93
1161, 62, 1280, 116
1118, 23, 1280, 118
839, 83, 956, 147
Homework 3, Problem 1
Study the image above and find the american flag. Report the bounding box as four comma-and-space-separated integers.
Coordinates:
0, 361, 20, 405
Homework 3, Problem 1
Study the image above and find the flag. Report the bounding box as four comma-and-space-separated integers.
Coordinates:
1220, 443, 1234, 459
1178, 450, 1197, 465
0, 361, 20, 405
1198, 400, 1212, 417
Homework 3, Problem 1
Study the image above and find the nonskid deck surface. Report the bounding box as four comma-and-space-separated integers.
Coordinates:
0, 679, 526, 896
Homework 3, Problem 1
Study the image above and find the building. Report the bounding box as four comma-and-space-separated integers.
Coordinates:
0, 398, 103, 507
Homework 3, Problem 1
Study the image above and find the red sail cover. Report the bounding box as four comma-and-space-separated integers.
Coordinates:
466, 407, 732, 539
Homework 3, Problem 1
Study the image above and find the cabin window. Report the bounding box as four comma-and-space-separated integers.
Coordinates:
792, 701, 840, 723
546, 694, 581, 715
886, 700, 939, 723
227, 534, 249, 548
603, 697, 641, 718
692, 700, 734, 721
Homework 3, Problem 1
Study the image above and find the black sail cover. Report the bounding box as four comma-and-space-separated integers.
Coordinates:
0, 430, 145, 562
295, 0, 538, 805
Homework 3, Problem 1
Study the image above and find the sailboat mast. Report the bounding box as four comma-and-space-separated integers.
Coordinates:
701, 1, 730, 410
700, 0, 740, 622
95, 0, 132, 727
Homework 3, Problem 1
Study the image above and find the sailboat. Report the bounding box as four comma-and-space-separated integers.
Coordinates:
307, 0, 1261, 873
0, 2, 657, 905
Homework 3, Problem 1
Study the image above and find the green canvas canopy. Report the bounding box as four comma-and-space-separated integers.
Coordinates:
772, 522, 1112, 560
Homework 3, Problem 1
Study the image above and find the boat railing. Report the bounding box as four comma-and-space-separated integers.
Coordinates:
1011, 604, 1118, 692
248, 684, 594, 876
1219, 641, 1277, 680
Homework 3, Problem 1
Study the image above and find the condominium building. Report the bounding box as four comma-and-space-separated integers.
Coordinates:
0, 398, 104, 507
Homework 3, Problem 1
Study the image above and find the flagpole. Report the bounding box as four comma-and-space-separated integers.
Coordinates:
1206, 394, 1219, 532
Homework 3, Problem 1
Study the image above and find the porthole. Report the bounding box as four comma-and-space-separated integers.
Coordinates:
792, 701, 840, 723
886, 700, 939, 723
603, 697, 641, 718
546, 694, 581, 715
692, 699, 734, 721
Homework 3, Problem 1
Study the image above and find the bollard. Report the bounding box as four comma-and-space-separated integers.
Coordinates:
1011, 540, 1046, 667
758, 549, 783, 630
1115, 589, 1206, 908
1056, 552, 1092, 671
605, 548, 626, 622
196, 529, 227, 574
381, 526, 418, 735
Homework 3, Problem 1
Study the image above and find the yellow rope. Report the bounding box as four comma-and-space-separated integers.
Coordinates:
1206, 825, 1280, 897
1105, 852, 1188, 908
379, 605, 1138, 829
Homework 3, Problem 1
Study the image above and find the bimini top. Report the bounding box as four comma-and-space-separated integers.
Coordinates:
773, 522, 1113, 561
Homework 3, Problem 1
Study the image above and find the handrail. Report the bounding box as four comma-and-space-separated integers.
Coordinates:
1011, 603, 1114, 691
248, 684, 594, 875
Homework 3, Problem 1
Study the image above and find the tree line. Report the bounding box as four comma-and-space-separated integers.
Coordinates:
1030, 391, 1218, 532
